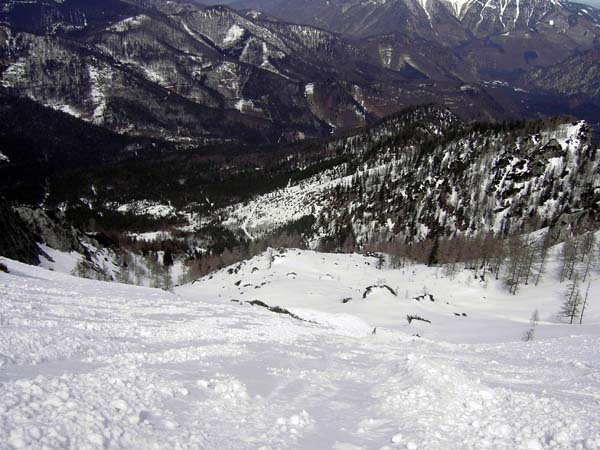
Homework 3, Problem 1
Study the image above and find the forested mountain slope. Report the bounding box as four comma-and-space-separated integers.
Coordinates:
219, 107, 600, 246
1, 0, 599, 145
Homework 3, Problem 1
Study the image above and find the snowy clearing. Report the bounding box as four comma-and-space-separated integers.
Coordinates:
114, 201, 177, 219
1, 247, 600, 449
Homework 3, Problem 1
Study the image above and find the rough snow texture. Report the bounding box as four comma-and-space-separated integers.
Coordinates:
1, 246, 600, 449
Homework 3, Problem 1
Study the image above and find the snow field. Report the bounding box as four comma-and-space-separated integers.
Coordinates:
1, 247, 600, 449
182, 247, 600, 343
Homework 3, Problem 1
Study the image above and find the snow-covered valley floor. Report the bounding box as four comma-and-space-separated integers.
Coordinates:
1, 251, 599, 450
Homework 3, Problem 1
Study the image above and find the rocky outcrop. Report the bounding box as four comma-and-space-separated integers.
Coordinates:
0, 200, 109, 266
0, 198, 42, 265
15, 207, 87, 254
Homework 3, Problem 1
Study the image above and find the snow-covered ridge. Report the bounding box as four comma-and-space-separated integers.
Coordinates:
87, 63, 112, 125
219, 118, 597, 244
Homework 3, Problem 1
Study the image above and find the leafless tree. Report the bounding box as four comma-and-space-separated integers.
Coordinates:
535, 232, 551, 286
561, 274, 582, 324
579, 278, 591, 325
580, 232, 596, 283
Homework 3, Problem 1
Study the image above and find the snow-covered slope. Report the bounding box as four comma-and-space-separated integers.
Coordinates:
2, 247, 600, 449
178, 247, 600, 343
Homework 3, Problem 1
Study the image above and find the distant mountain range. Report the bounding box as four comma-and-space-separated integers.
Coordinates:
0, 0, 598, 145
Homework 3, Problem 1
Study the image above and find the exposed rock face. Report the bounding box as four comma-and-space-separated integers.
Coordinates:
0, 200, 122, 279
0, 198, 42, 264
15, 207, 87, 254
0, 196, 110, 266
549, 210, 600, 243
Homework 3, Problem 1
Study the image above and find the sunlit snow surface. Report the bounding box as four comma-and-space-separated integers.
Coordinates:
1, 249, 600, 449
223, 24, 246, 46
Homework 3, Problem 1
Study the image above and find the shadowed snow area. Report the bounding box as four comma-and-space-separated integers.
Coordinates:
1, 249, 599, 449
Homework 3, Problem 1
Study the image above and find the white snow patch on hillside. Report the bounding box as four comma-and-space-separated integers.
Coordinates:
221, 168, 339, 235
141, 66, 168, 86
223, 24, 245, 46
1, 252, 600, 449
446, 0, 476, 18
416, 0, 433, 22
55, 103, 82, 118
221, 162, 398, 238
37, 244, 83, 274
88, 64, 111, 124
304, 82, 314, 97
115, 201, 176, 218
547, 120, 585, 150
234, 98, 257, 113
108, 15, 145, 33
0, 58, 27, 88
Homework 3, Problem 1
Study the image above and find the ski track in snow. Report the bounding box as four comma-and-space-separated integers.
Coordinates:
1, 256, 600, 450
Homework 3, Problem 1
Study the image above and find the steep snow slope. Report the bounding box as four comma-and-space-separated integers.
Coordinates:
1, 249, 600, 449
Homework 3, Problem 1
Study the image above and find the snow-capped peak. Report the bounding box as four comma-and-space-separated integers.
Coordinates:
442, 0, 476, 17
